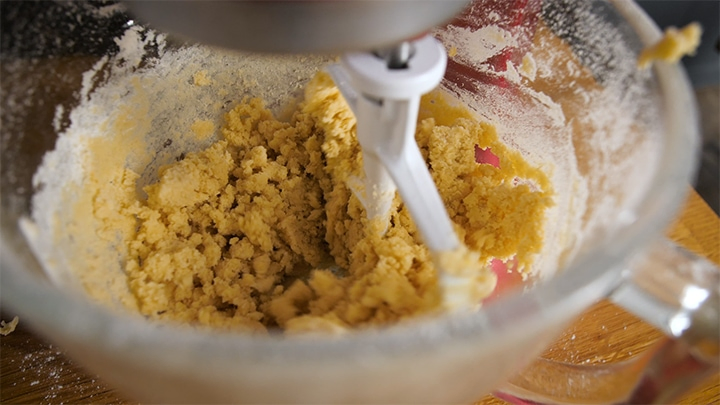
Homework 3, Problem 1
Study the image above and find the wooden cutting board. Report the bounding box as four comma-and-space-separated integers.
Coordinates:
1, 189, 718, 404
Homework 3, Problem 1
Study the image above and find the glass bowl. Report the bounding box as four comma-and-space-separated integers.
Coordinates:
1, 0, 705, 403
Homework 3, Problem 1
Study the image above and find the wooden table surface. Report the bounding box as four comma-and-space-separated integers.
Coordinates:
1, 189, 718, 404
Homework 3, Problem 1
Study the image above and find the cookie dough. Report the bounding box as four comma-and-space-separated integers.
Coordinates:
105, 72, 552, 334
0, 316, 19, 336
638, 22, 702, 69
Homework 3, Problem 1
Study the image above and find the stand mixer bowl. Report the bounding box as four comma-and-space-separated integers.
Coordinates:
0, 0, 701, 403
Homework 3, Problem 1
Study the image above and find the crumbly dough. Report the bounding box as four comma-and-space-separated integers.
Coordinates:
190, 119, 215, 141
192, 70, 213, 86
0, 316, 19, 336
104, 72, 552, 334
637, 22, 702, 69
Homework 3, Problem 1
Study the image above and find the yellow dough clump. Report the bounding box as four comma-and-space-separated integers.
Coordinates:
0, 316, 19, 336
111, 72, 552, 334
637, 22, 702, 69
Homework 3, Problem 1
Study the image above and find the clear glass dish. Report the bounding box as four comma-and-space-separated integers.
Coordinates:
1, 1, 712, 403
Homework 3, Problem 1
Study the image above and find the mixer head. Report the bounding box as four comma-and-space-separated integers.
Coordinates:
124, 0, 470, 54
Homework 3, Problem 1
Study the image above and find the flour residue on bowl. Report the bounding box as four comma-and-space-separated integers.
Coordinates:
440, 25, 518, 66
